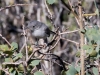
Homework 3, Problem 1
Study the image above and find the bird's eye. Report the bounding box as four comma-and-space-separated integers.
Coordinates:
33, 26, 35, 28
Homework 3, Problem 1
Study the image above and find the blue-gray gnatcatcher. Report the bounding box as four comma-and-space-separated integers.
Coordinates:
25, 20, 55, 45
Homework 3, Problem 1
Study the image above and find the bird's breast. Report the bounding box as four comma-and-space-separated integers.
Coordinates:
32, 29, 48, 38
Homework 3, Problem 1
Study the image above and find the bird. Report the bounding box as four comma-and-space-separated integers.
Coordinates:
25, 20, 56, 45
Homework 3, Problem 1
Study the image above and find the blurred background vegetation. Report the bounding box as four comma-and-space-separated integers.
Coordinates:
0, 0, 100, 75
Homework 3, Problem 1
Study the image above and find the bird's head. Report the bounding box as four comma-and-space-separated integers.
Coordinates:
25, 20, 37, 31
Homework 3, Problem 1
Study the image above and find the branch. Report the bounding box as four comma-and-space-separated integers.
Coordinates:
60, 29, 79, 35
61, 0, 79, 20
61, 38, 79, 45
26, 48, 42, 62
0, 4, 33, 12
38, 51, 67, 71
0, 34, 11, 47
44, 0, 56, 28
78, 0, 85, 75
1, 68, 10, 75
22, 16, 28, 61
3, 61, 23, 65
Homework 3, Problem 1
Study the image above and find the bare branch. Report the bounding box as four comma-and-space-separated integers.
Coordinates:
78, 0, 85, 75
0, 34, 11, 47
61, 38, 79, 45
22, 16, 28, 61
26, 48, 41, 62
0, 4, 34, 12
60, 29, 79, 35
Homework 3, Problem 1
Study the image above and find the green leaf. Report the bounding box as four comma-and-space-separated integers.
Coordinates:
0, 45, 13, 55
0, 45, 9, 51
92, 67, 99, 75
18, 72, 23, 75
34, 71, 44, 75
66, 65, 77, 75
61, 70, 66, 75
82, 45, 94, 54
81, 29, 86, 34
11, 42, 18, 50
5, 58, 13, 62
10, 70, 16, 75
18, 64, 24, 72
30, 60, 40, 66
9, 67, 14, 73
46, 0, 56, 4
86, 72, 91, 75
85, 28, 98, 42
96, 41, 100, 52
97, 54, 100, 58
75, 51, 80, 57
75, 66, 80, 72
13, 53, 23, 61
95, 8, 99, 16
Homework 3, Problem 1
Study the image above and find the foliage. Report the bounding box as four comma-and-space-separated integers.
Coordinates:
34, 71, 44, 75
0, 42, 41, 75
0, 0, 100, 75
46, 0, 56, 4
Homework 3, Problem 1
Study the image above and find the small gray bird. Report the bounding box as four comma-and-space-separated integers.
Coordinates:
25, 20, 55, 45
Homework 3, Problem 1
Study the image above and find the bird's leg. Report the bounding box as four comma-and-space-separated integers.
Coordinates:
44, 38, 48, 44
34, 38, 39, 47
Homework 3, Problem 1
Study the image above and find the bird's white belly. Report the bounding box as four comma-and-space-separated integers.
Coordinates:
32, 29, 46, 38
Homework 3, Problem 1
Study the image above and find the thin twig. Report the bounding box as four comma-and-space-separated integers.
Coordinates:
0, 34, 11, 47
3, 61, 23, 65
26, 48, 41, 62
53, 60, 63, 67
61, 38, 79, 45
50, 38, 60, 50
67, 0, 80, 26
61, 0, 79, 20
22, 16, 28, 61
60, 29, 79, 35
38, 51, 67, 70
54, 7, 63, 26
19, 43, 26, 52
44, 0, 52, 18
1, 68, 10, 75
44, 0, 56, 27
83, 13, 97, 16
0, 4, 33, 12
